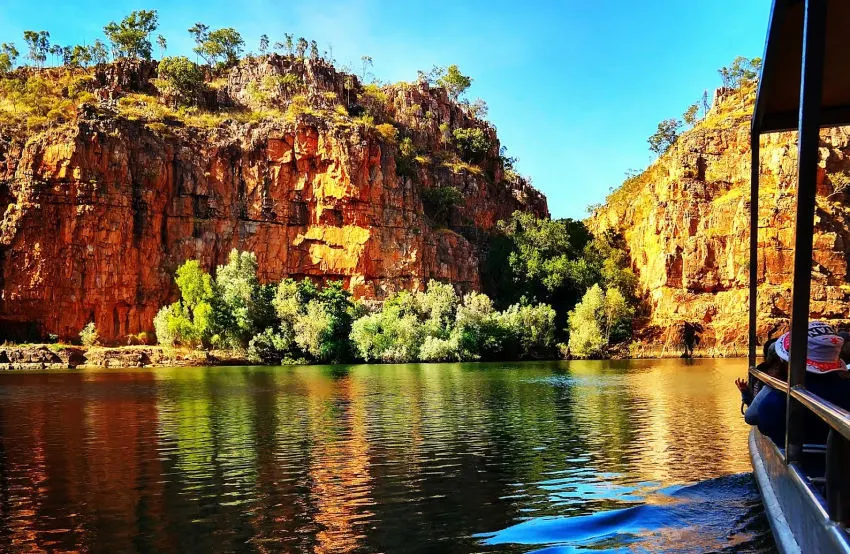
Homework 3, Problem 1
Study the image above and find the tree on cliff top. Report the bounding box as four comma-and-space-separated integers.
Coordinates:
158, 56, 205, 106
0, 43, 18, 74
718, 56, 762, 89
648, 118, 682, 156
104, 10, 158, 60
23, 31, 49, 68
436, 64, 472, 100
190, 26, 244, 66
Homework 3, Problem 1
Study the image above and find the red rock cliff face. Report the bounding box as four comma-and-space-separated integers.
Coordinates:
590, 87, 850, 354
0, 59, 547, 342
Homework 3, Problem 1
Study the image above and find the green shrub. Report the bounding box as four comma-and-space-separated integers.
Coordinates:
247, 328, 291, 363
452, 127, 491, 163
213, 250, 275, 348
498, 303, 557, 359
158, 56, 205, 106
422, 185, 464, 226
80, 322, 99, 347
567, 284, 634, 358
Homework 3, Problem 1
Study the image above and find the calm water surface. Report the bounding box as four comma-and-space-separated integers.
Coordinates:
0, 359, 775, 553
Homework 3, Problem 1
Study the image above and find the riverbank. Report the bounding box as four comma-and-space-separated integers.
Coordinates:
0, 344, 250, 370
0, 343, 750, 370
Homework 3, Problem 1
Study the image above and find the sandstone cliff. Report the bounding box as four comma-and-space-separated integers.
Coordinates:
590, 85, 850, 355
0, 57, 547, 343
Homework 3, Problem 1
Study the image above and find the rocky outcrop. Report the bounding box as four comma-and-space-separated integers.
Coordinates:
0, 59, 547, 343
0, 345, 84, 370
591, 86, 850, 354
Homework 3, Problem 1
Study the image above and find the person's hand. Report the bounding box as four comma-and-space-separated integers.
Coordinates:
735, 378, 749, 393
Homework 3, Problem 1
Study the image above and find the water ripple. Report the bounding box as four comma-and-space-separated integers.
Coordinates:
0, 360, 773, 552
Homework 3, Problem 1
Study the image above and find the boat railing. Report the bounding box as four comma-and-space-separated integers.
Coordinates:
750, 366, 850, 523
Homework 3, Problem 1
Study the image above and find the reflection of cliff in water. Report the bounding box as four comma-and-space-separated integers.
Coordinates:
567, 359, 751, 485
0, 361, 763, 552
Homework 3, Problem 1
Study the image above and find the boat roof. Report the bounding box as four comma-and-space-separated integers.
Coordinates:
753, 0, 850, 134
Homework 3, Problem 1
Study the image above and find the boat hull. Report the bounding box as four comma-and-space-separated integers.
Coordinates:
749, 428, 850, 554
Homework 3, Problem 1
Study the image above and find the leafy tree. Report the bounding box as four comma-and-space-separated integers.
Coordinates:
48, 44, 62, 66
0, 43, 18, 74
436, 64, 472, 100
498, 303, 557, 359
23, 30, 49, 67
89, 40, 108, 65
80, 322, 99, 346
465, 97, 488, 119
296, 37, 308, 60
309, 40, 319, 61
452, 127, 491, 163
157, 34, 167, 58
452, 291, 504, 360
213, 249, 273, 348
197, 27, 244, 66
683, 103, 699, 126
61, 46, 72, 66
491, 212, 590, 304
567, 284, 605, 357
70, 45, 92, 67
350, 291, 425, 362
291, 281, 354, 362
247, 327, 291, 363
603, 286, 632, 342
718, 56, 762, 88
188, 22, 210, 61
154, 259, 215, 347
567, 284, 634, 357
273, 33, 294, 55
648, 118, 682, 156
104, 10, 159, 59
158, 56, 205, 105
259, 34, 269, 54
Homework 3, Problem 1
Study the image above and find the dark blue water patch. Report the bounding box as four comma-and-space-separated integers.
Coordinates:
476, 473, 776, 553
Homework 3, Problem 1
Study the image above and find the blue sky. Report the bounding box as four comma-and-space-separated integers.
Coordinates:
0, 0, 772, 219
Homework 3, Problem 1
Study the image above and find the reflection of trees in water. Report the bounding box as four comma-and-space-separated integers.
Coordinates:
0, 360, 754, 552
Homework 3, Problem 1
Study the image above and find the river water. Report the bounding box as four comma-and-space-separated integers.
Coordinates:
0, 359, 775, 553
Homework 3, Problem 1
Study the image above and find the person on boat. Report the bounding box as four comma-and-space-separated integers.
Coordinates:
774, 321, 850, 444
736, 340, 787, 445
736, 338, 779, 405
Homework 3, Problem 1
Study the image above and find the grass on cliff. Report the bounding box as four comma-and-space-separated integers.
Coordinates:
0, 70, 97, 130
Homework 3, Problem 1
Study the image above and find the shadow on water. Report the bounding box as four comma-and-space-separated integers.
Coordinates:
477, 473, 774, 553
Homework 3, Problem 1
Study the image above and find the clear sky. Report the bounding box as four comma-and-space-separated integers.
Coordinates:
0, 0, 772, 220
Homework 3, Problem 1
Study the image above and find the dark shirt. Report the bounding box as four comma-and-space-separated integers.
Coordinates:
744, 385, 787, 446
744, 371, 850, 447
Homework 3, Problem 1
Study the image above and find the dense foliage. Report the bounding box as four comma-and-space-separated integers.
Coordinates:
157, 56, 205, 106
484, 211, 638, 355
152, 251, 567, 363
103, 10, 159, 60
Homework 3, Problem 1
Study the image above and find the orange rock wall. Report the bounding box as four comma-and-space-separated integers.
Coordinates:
0, 113, 544, 342
591, 96, 850, 353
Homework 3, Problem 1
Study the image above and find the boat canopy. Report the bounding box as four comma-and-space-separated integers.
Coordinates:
752, 0, 850, 134
748, 0, 850, 528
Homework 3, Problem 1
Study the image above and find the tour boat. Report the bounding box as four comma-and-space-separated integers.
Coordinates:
748, 1, 850, 552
